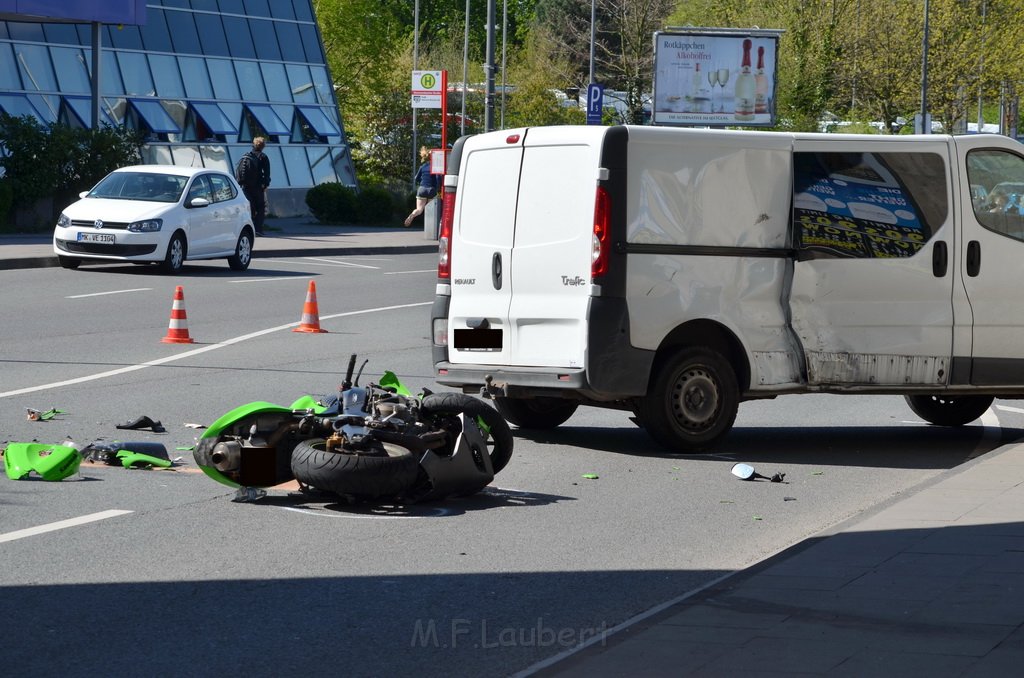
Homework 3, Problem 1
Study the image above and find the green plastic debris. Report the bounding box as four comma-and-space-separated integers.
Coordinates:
27, 407, 65, 421
811, 471, 824, 476
753, 515, 763, 521
116, 450, 173, 469
4, 443, 81, 481
581, 473, 599, 480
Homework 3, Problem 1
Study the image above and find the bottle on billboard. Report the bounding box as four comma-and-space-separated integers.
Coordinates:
734, 38, 755, 122
755, 45, 768, 114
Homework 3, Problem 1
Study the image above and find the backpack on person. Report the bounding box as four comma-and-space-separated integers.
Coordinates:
235, 153, 255, 187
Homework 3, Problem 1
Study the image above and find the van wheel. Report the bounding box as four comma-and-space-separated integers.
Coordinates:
493, 397, 578, 429
638, 347, 739, 451
904, 394, 993, 427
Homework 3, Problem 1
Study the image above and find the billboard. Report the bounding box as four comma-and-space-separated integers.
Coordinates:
653, 28, 783, 127
0, 0, 146, 24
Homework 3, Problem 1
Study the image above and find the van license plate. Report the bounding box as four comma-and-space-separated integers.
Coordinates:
454, 328, 502, 351
78, 232, 115, 244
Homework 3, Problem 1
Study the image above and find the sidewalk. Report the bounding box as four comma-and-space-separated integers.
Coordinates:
0, 216, 438, 270
530, 441, 1024, 677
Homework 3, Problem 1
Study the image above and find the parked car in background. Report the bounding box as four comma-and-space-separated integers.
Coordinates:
53, 165, 254, 273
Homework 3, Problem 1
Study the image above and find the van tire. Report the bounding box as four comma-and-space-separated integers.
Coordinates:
639, 347, 739, 451
493, 397, 579, 429
421, 393, 515, 474
290, 437, 419, 499
904, 394, 993, 427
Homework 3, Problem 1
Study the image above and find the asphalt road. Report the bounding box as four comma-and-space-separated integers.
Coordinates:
3, 253, 1023, 677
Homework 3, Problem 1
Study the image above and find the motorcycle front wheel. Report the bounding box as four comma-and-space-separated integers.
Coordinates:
290, 438, 419, 499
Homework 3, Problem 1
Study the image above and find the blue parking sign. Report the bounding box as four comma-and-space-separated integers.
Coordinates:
586, 83, 603, 125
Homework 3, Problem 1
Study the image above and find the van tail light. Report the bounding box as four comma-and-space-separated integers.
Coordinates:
592, 185, 611, 279
438, 188, 455, 279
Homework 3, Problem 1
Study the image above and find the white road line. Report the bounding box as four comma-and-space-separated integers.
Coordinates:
228, 276, 309, 284
384, 269, 438, 275
67, 288, 152, 299
0, 301, 431, 399
0, 510, 133, 544
256, 257, 378, 269
301, 257, 379, 269
996, 404, 1024, 415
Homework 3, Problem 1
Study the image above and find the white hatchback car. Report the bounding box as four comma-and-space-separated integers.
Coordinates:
53, 165, 254, 273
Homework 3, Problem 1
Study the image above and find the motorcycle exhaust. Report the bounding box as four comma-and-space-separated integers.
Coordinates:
209, 440, 243, 472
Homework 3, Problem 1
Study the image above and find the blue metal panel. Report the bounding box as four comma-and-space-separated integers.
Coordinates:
0, 92, 42, 121
129, 99, 179, 133
192, 101, 236, 134
65, 95, 117, 127
298, 106, 339, 136
246, 103, 289, 135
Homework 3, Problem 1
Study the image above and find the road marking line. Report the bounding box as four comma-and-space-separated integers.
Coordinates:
228, 276, 309, 284
0, 302, 431, 399
996, 404, 1024, 415
384, 270, 437, 275
256, 258, 377, 269
67, 288, 152, 299
302, 257, 379, 269
0, 509, 133, 544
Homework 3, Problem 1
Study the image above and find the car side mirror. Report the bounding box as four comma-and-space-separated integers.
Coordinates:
188, 197, 210, 208
79, 191, 89, 199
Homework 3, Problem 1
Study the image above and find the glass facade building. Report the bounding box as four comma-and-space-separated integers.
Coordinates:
0, 0, 356, 216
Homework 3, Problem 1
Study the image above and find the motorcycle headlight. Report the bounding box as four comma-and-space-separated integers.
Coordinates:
57, 213, 70, 229
127, 218, 162, 233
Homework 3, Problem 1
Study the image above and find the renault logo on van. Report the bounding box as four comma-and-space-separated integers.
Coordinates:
454, 278, 476, 285
561, 275, 586, 286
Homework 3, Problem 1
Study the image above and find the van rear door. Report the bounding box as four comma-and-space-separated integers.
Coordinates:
446, 126, 605, 369
446, 130, 524, 366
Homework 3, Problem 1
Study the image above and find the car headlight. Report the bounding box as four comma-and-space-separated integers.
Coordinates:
127, 219, 163, 233
57, 213, 70, 229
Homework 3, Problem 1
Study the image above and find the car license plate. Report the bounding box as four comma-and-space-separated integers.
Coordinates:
78, 232, 115, 244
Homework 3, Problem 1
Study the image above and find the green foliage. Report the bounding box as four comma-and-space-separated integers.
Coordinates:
305, 182, 358, 223
0, 113, 141, 226
355, 184, 398, 224
0, 177, 13, 232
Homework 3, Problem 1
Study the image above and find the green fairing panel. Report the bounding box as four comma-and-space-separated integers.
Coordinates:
196, 401, 292, 489
289, 394, 329, 412
379, 371, 412, 396
4, 443, 81, 481
200, 401, 291, 438
117, 451, 173, 468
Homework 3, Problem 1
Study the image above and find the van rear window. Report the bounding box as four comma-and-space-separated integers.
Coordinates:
792, 151, 947, 259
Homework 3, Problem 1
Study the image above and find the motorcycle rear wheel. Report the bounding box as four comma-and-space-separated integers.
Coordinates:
290, 438, 418, 499
420, 393, 514, 474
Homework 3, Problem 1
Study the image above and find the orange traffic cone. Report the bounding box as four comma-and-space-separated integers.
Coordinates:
293, 280, 327, 333
161, 285, 195, 344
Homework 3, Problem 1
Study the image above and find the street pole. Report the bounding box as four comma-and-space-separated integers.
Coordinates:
412, 0, 419, 180
484, 0, 496, 131
589, 0, 595, 85
461, 0, 469, 135
920, 0, 930, 133
500, 0, 507, 129
978, 0, 987, 130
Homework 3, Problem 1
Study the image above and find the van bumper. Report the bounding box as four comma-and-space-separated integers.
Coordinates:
434, 363, 588, 394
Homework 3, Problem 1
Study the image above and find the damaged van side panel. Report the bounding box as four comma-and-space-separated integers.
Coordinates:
623, 128, 803, 389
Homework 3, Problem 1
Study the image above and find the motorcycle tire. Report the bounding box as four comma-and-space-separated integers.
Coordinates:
420, 393, 514, 474
290, 437, 419, 499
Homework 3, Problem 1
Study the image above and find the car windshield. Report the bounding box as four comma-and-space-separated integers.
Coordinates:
88, 172, 188, 203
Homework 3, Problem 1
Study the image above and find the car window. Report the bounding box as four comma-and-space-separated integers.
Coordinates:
967, 149, 1024, 241
792, 151, 947, 259
186, 175, 213, 204
90, 172, 186, 203
207, 173, 237, 203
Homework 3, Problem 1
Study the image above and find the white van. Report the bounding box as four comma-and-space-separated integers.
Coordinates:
430, 125, 1024, 450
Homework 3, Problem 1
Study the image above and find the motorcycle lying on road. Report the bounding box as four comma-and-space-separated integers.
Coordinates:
193, 355, 513, 503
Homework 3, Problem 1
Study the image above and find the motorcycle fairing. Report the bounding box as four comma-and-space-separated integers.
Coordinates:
4, 443, 81, 481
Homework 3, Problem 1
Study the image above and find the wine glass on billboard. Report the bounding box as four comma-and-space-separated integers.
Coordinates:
707, 65, 719, 110
716, 67, 730, 112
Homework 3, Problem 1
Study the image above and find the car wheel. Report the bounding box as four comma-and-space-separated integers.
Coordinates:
228, 229, 253, 271
493, 396, 578, 429
904, 394, 993, 427
160, 233, 186, 274
637, 346, 739, 452
57, 255, 81, 269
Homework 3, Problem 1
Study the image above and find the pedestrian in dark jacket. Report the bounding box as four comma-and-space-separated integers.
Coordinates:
404, 146, 439, 227
236, 136, 271, 235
